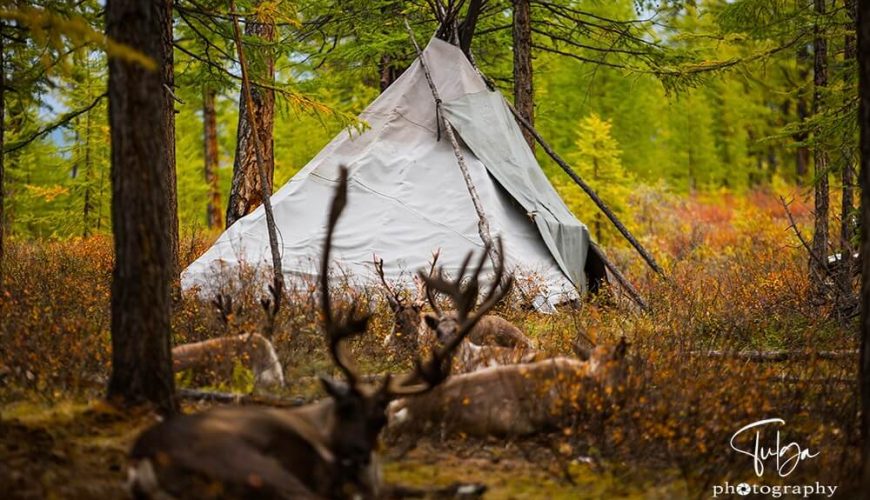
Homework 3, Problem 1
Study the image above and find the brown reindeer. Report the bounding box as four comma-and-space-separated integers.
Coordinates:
127, 167, 511, 499
171, 333, 285, 393
388, 338, 629, 438
377, 251, 533, 359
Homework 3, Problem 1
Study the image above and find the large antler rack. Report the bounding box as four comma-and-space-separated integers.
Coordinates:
387, 239, 512, 397
320, 167, 370, 389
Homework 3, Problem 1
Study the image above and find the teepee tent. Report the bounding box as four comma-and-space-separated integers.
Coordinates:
182, 37, 602, 306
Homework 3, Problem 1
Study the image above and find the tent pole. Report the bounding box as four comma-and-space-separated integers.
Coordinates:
506, 103, 667, 280
405, 20, 499, 266
229, 2, 285, 304
590, 245, 648, 311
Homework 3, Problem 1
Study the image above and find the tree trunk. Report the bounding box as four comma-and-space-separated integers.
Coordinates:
203, 87, 221, 229
796, 46, 811, 182
458, 0, 485, 57
858, 0, 870, 488
512, 0, 535, 152
379, 54, 402, 92
105, 0, 178, 415
0, 21, 5, 284
82, 102, 93, 237
811, 0, 830, 290
162, 0, 178, 275
844, 0, 858, 250
225, 13, 275, 228
82, 56, 94, 237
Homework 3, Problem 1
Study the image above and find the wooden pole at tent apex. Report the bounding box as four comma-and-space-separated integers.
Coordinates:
506, 103, 667, 280
404, 19, 499, 268
229, 1, 285, 302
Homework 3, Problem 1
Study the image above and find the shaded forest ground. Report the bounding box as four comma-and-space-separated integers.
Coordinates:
0, 187, 863, 498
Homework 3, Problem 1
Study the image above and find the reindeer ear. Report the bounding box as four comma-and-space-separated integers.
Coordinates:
320, 376, 348, 398
613, 337, 629, 360
572, 340, 591, 361
424, 313, 439, 330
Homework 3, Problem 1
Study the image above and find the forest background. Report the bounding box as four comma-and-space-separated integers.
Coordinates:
4, 0, 856, 250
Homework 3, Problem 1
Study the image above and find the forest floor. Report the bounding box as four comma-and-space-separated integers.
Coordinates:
0, 399, 679, 499
0, 186, 864, 498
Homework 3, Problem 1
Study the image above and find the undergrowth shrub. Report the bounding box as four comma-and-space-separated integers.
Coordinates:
0, 187, 860, 494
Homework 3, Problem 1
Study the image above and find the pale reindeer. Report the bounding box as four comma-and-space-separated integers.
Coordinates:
171, 332, 285, 392
388, 338, 629, 438
377, 251, 534, 359
127, 167, 510, 499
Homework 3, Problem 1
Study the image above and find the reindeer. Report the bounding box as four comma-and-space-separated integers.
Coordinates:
171, 332, 285, 393
377, 251, 533, 358
127, 167, 511, 499
388, 338, 629, 438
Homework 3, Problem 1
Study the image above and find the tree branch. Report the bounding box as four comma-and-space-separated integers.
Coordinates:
4, 92, 107, 154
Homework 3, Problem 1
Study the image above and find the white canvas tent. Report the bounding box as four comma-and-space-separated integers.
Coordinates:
182, 37, 598, 306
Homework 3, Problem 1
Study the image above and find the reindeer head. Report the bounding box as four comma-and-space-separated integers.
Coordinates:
376, 251, 440, 354
420, 243, 507, 350
320, 167, 512, 496
573, 336, 630, 390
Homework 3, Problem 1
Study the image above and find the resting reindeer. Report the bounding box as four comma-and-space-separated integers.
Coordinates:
127, 167, 511, 499
388, 338, 629, 438
377, 251, 533, 359
171, 333, 285, 393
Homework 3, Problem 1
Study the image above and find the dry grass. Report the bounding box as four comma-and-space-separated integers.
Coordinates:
0, 186, 861, 497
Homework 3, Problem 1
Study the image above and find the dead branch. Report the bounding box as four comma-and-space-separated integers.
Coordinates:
691, 349, 857, 362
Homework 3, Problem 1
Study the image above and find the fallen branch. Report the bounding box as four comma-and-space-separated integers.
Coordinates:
177, 388, 305, 407
691, 349, 857, 362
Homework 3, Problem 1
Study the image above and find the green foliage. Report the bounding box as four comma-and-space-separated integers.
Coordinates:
0, 0, 857, 245
559, 113, 634, 244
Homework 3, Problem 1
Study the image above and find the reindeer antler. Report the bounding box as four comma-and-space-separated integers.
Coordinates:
373, 255, 404, 310
387, 239, 512, 397
320, 166, 370, 388
419, 249, 442, 313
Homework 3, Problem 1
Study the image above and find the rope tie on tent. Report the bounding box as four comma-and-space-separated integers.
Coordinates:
404, 19, 499, 267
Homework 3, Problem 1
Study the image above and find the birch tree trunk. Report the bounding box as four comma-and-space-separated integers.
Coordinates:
225, 13, 275, 228
105, 0, 178, 415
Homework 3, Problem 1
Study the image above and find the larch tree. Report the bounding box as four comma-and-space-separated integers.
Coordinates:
225, 5, 276, 228
161, 0, 179, 275
105, 0, 178, 414
0, 20, 5, 284
203, 85, 221, 229
859, 0, 870, 488
811, 0, 830, 291
513, 0, 534, 151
